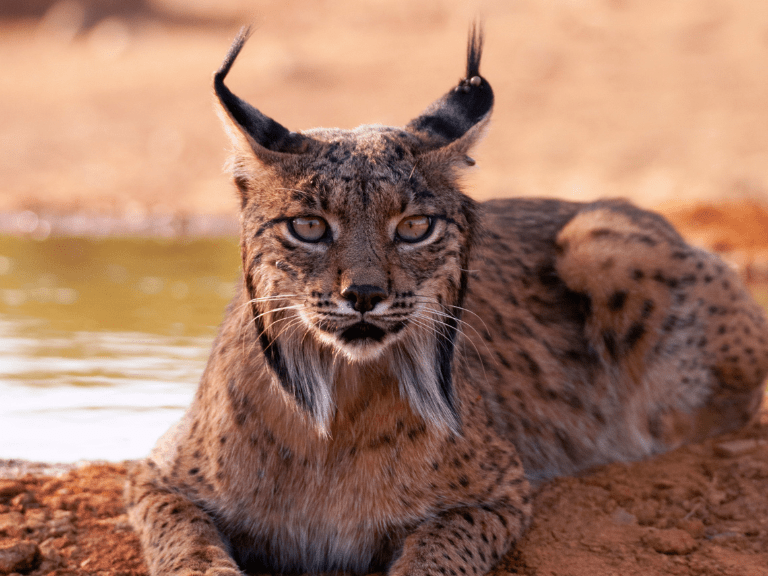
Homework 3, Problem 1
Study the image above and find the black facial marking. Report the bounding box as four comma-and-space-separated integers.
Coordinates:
243, 266, 319, 417
277, 238, 299, 251
254, 217, 287, 238
434, 307, 464, 427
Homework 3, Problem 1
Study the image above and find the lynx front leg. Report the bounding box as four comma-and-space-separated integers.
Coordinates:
125, 460, 242, 576
388, 504, 530, 576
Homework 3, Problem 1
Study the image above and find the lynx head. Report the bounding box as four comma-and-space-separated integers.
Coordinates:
214, 26, 492, 434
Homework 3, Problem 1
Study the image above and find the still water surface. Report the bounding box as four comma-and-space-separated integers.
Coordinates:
0, 236, 240, 462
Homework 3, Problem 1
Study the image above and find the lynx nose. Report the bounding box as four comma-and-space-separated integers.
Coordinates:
342, 284, 387, 313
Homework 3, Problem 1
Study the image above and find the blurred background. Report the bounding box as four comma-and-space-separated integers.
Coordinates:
2, 0, 768, 462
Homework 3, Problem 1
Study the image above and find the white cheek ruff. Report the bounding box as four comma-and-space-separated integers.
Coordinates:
268, 295, 460, 434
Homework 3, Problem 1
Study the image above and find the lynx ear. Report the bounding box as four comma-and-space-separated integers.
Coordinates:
407, 24, 493, 155
214, 27, 314, 158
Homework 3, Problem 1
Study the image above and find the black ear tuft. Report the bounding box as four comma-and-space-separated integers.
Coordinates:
407, 23, 493, 149
214, 27, 311, 155
466, 22, 483, 80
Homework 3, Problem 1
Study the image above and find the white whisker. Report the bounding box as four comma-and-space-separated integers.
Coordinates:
412, 310, 493, 385
411, 295, 492, 336
241, 314, 300, 359
250, 304, 304, 323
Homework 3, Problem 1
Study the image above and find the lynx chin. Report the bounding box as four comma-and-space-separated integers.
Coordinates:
126, 25, 768, 576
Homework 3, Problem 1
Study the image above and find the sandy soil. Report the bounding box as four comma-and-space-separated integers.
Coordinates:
4, 2, 768, 575
2, 415, 768, 576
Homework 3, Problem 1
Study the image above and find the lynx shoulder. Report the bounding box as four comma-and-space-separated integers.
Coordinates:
125, 26, 768, 576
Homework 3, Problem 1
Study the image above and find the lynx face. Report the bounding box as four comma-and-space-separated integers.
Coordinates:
215, 29, 491, 433
241, 129, 473, 364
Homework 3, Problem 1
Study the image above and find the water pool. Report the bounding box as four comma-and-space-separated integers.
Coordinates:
0, 235, 240, 462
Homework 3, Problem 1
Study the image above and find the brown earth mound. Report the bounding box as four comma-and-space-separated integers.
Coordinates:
3, 413, 768, 576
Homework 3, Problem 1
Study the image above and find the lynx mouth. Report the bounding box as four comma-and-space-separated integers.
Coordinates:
339, 322, 387, 343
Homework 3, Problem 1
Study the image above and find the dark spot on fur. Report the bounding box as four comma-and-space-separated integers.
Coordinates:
555, 428, 580, 462
518, 350, 541, 376
591, 228, 614, 238
680, 274, 697, 286
369, 433, 395, 449
495, 351, 511, 368
662, 315, 677, 332
636, 234, 657, 246
407, 424, 427, 441
641, 299, 655, 319
608, 291, 627, 312
564, 391, 583, 410
624, 322, 646, 349
648, 415, 663, 439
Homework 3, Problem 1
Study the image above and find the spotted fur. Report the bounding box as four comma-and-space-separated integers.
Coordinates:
126, 26, 768, 576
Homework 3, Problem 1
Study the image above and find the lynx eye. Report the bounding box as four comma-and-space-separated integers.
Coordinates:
396, 215, 433, 243
288, 216, 328, 243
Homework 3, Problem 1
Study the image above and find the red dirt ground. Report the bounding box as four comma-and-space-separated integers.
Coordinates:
3, 415, 768, 576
